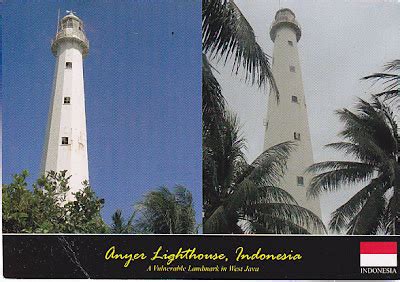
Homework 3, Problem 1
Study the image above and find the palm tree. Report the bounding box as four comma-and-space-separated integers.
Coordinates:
203, 112, 326, 234
202, 54, 225, 133
362, 59, 400, 103
308, 97, 399, 234
110, 209, 134, 234
202, 0, 277, 131
135, 186, 196, 234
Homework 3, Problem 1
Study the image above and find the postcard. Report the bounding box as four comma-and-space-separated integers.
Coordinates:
2, 0, 399, 279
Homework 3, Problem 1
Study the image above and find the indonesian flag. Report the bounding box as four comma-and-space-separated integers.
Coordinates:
360, 242, 397, 267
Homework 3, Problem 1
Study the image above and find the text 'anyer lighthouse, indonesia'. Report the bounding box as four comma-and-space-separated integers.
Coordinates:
41, 11, 90, 201
264, 9, 322, 221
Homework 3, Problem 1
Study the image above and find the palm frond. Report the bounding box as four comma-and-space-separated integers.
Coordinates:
212, 113, 246, 192
356, 97, 399, 156
247, 141, 296, 185
335, 101, 396, 163
362, 59, 400, 102
227, 179, 298, 212
203, 111, 248, 223
233, 141, 295, 186
203, 205, 230, 233
245, 216, 310, 234
202, 53, 225, 130
136, 186, 195, 234
308, 161, 374, 173
325, 142, 380, 165
202, 0, 277, 94
329, 178, 384, 233
308, 161, 375, 198
384, 60, 400, 72
374, 90, 400, 102
346, 188, 386, 235
247, 203, 326, 234
362, 73, 399, 92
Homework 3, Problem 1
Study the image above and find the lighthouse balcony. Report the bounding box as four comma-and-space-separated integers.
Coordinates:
270, 9, 302, 42
51, 29, 89, 57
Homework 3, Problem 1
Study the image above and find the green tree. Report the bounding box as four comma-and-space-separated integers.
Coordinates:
110, 209, 134, 234
2, 170, 108, 233
362, 59, 400, 103
2, 170, 34, 233
64, 181, 108, 233
202, 0, 277, 132
135, 186, 196, 234
29, 171, 71, 232
308, 97, 399, 234
203, 113, 326, 234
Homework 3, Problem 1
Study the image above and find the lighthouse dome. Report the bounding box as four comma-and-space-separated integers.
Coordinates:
270, 8, 302, 42
51, 11, 89, 57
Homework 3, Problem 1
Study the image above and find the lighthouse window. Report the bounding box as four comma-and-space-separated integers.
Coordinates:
297, 176, 304, 186
67, 20, 73, 28
61, 137, 69, 145
288, 40, 293, 46
66, 62, 72, 69
291, 96, 298, 103
290, 65, 296, 72
294, 132, 301, 140
64, 97, 71, 104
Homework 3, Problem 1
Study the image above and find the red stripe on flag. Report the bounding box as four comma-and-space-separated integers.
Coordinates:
360, 242, 397, 254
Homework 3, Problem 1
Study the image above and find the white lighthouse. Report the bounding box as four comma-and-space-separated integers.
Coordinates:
264, 9, 321, 218
41, 12, 90, 201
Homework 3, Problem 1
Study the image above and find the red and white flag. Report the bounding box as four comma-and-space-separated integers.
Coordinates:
360, 242, 397, 267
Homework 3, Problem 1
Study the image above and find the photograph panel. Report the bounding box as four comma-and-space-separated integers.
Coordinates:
3, 0, 202, 234
202, 0, 400, 235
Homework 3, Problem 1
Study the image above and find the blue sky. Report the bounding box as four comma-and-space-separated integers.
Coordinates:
2, 1, 202, 225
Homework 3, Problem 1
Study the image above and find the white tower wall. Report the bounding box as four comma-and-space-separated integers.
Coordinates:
41, 13, 90, 201
264, 9, 321, 219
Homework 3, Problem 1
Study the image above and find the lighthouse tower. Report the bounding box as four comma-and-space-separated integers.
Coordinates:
264, 9, 321, 218
41, 12, 90, 201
